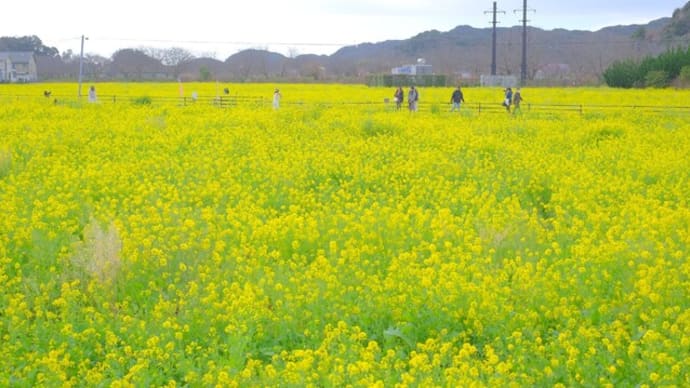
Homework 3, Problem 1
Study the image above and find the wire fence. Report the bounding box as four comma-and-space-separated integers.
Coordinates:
0, 94, 267, 108
2, 93, 690, 115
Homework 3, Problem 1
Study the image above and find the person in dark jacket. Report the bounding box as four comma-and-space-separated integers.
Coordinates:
450, 86, 465, 112
394, 87, 404, 110
503, 87, 513, 112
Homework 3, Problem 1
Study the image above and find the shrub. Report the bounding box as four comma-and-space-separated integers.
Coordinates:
645, 70, 671, 88
603, 59, 641, 88
361, 116, 400, 137
199, 66, 212, 81
132, 96, 153, 105
604, 46, 690, 88
678, 65, 690, 87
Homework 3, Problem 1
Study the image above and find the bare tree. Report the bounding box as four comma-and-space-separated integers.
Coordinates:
161, 47, 195, 66
140, 47, 165, 62
139, 46, 195, 77
85, 54, 109, 79
62, 49, 76, 62
163, 47, 195, 78
110, 49, 166, 80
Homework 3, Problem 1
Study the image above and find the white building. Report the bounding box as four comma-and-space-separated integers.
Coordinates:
392, 58, 433, 75
0, 52, 38, 82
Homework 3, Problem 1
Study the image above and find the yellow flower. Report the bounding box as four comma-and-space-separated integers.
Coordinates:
650, 372, 660, 382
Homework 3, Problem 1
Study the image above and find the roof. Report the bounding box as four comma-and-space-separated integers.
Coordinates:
0, 51, 35, 63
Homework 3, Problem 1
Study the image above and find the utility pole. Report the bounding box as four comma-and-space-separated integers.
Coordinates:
78, 35, 88, 98
484, 2, 505, 76
514, 0, 535, 84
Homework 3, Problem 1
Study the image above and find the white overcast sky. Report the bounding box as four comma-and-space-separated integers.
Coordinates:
1, 0, 686, 59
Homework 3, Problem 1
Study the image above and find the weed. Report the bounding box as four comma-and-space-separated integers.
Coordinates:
0, 148, 11, 178
72, 218, 122, 285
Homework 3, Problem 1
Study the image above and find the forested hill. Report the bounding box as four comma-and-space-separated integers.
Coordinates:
320, 17, 675, 82
664, 1, 690, 37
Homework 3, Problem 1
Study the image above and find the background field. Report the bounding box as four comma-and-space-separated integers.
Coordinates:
1, 84, 689, 386
3, 82, 690, 106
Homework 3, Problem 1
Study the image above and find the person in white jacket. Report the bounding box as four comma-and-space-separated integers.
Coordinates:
273, 88, 282, 110
88, 85, 97, 103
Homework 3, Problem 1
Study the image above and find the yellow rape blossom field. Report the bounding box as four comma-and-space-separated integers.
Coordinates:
1, 83, 689, 386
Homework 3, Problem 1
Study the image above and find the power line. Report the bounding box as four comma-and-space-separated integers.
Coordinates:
66, 33, 690, 59
484, 2, 506, 76
94, 37, 352, 48
514, 0, 535, 83
498, 38, 690, 47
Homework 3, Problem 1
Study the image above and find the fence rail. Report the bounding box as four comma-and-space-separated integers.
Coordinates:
0, 94, 266, 108
1, 94, 690, 115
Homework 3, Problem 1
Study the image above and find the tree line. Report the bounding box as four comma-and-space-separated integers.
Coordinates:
603, 46, 690, 88
0, 35, 58, 56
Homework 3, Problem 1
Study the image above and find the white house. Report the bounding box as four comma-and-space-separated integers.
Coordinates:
392, 58, 433, 75
0, 52, 38, 82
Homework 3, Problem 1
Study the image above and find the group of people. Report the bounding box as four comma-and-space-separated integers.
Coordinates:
45, 85, 524, 112
394, 85, 524, 114
394, 86, 420, 112
502, 87, 523, 113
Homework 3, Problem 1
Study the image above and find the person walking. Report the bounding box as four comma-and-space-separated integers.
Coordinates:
450, 86, 465, 112
88, 85, 97, 103
394, 87, 404, 110
502, 87, 513, 112
408, 86, 419, 112
512, 88, 524, 114
272, 88, 282, 110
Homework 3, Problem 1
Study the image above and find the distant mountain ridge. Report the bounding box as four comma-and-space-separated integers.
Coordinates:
664, 1, 690, 37
216, 18, 674, 83
13, 2, 690, 84
217, 17, 677, 83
